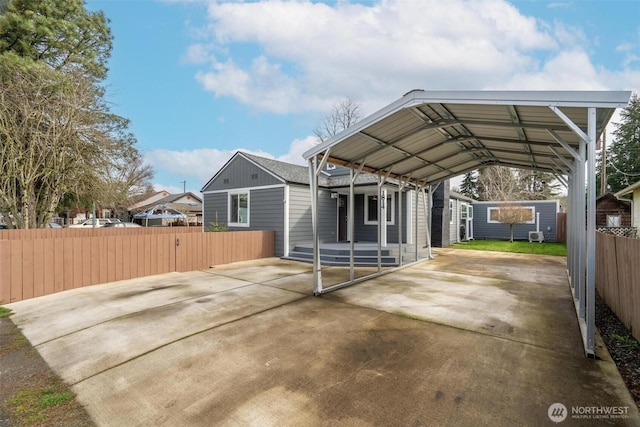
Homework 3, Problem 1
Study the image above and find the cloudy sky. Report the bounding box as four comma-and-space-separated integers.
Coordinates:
86, 0, 640, 193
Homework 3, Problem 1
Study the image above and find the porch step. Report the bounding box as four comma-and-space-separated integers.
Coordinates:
285, 245, 398, 266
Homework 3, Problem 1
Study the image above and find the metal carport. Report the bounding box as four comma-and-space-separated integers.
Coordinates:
303, 90, 631, 357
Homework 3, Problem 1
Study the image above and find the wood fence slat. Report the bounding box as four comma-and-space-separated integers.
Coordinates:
0, 241, 11, 304
42, 239, 55, 297
53, 238, 64, 293
22, 240, 34, 300
10, 240, 23, 302
82, 237, 92, 287
32, 240, 45, 298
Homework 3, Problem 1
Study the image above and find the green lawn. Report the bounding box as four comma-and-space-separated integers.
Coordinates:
451, 239, 567, 256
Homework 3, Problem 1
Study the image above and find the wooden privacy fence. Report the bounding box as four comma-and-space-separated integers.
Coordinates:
596, 231, 640, 342
0, 228, 274, 304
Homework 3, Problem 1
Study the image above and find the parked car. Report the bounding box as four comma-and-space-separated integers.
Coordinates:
47, 222, 63, 228
69, 218, 121, 228
103, 222, 141, 228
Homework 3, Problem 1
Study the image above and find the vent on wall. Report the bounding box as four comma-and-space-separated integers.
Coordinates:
528, 231, 545, 243
223, 178, 229, 184
251, 173, 258, 180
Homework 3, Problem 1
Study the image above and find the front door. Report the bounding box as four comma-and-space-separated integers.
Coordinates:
338, 195, 348, 241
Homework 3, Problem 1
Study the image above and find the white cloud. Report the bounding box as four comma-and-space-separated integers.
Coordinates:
276, 136, 318, 165
190, 0, 566, 114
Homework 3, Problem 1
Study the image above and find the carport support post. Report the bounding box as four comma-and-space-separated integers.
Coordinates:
308, 156, 322, 295
586, 107, 597, 355
349, 165, 355, 281
398, 179, 404, 267
377, 173, 383, 273
414, 187, 420, 262
578, 141, 586, 320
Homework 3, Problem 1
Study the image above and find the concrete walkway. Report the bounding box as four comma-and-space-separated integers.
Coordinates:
6, 250, 639, 426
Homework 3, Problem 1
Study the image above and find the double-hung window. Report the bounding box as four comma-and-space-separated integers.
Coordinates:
364, 193, 394, 225
229, 192, 249, 226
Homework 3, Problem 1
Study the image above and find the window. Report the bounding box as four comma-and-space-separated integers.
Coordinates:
487, 206, 534, 224
461, 204, 468, 219
468, 205, 473, 219
364, 193, 394, 225
606, 215, 621, 227
229, 192, 249, 226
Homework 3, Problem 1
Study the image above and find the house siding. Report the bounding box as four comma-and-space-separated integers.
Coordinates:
449, 199, 460, 244
634, 189, 640, 228
352, 192, 409, 243
414, 190, 428, 248
288, 184, 336, 248
473, 200, 559, 242
203, 187, 285, 256
202, 193, 227, 226
202, 155, 282, 192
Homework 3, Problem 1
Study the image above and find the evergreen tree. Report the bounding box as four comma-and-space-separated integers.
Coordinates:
606, 94, 640, 194
0, 0, 153, 228
459, 172, 479, 200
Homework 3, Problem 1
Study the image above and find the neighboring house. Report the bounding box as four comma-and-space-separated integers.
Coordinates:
615, 181, 640, 229
129, 192, 202, 226
472, 200, 561, 242
200, 152, 434, 259
596, 192, 632, 228
128, 190, 171, 211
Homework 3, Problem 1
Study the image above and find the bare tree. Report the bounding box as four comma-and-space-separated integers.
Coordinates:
476, 166, 521, 201
0, 55, 150, 228
313, 97, 363, 142
493, 204, 533, 242
92, 142, 155, 218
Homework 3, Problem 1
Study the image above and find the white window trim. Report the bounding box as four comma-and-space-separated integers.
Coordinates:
228, 191, 250, 227
449, 200, 454, 224
364, 192, 395, 225
487, 206, 535, 224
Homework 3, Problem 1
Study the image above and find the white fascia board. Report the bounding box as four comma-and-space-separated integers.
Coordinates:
408, 90, 632, 108
615, 180, 640, 197
472, 199, 560, 204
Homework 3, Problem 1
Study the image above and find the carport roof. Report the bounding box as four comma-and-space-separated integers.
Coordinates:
303, 90, 631, 186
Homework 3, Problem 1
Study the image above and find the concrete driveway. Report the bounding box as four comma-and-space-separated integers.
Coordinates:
6, 249, 640, 426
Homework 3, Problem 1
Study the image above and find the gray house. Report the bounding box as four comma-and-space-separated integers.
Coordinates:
200, 152, 434, 263
472, 200, 561, 242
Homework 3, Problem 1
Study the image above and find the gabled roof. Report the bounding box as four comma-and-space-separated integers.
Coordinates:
304, 90, 631, 187
241, 152, 318, 185
596, 192, 631, 206
155, 192, 202, 205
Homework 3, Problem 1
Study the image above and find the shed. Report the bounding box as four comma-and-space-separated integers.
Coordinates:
596, 192, 632, 227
